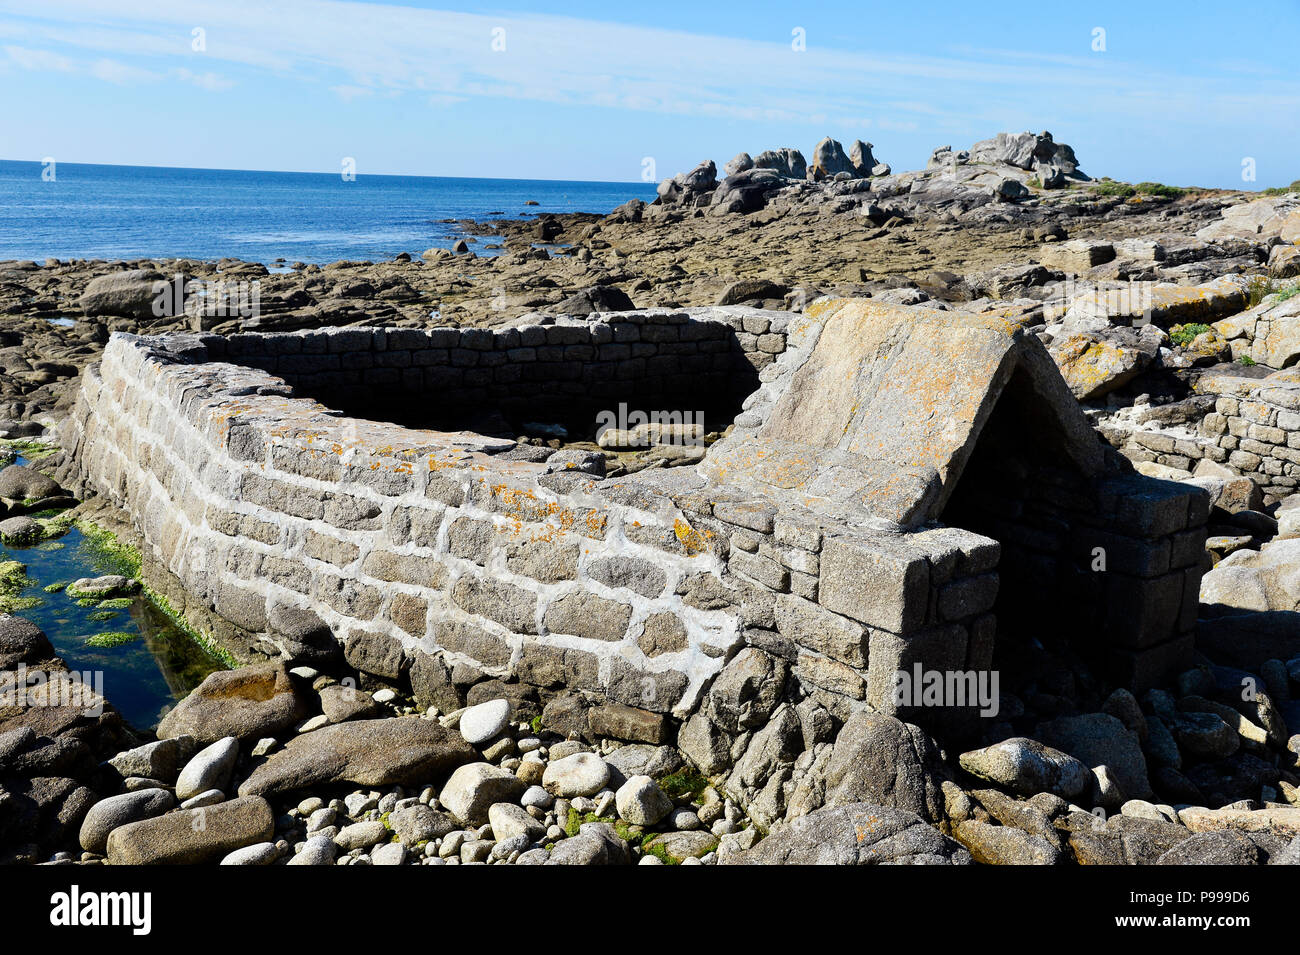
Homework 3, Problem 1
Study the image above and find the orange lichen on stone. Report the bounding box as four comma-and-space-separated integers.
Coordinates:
673, 518, 714, 556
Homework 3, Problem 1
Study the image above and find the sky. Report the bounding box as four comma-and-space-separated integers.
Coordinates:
0, 0, 1297, 188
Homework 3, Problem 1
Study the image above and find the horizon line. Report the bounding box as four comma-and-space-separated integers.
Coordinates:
0, 156, 654, 187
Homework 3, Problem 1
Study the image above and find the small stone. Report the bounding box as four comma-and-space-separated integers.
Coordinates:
179, 789, 225, 810
543, 752, 610, 797
615, 775, 673, 826
287, 835, 336, 866
458, 698, 512, 746
521, 785, 553, 810
371, 842, 408, 865
220, 842, 278, 865
670, 807, 701, 831
335, 820, 388, 850
175, 737, 239, 801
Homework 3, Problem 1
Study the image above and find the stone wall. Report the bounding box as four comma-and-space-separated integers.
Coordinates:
61, 302, 1207, 760
207, 308, 790, 426
1111, 370, 1300, 503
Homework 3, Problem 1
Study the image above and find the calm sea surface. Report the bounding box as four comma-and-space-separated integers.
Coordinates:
0, 159, 657, 264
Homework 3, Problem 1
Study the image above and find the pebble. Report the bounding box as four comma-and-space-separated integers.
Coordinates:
458, 698, 512, 745
307, 807, 337, 833
287, 836, 336, 866
175, 737, 239, 801
335, 820, 388, 850
543, 752, 610, 797
521, 785, 553, 810
670, 807, 701, 831
179, 789, 225, 810
297, 715, 330, 733
345, 792, 380, 816
371, 843, 407, 866
221, 842, 279, 865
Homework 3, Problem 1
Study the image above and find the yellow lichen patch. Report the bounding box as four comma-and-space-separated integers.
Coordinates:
673, 518, 714, 557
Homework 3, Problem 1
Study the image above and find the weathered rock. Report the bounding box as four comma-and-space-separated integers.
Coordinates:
105, 796, 274, 865
615, 774, 673, 826
643, 829, 718, 862
388, 804, 458, 845
175, 736, 239, 801
587, 702, 671, 745
958, 737, 1090, 799
753, 148, 807, 180
723, 152, 754, 177
238, 718, 476, 796
545, 822, 631, 865
554, 285, 635, 316
66, 575, 138, 600
287, 835, 336, 865
157, 663, 309, 743
439, 762, 527, 825
1156, 830, 1262, 865
318, 683, 381, 723
657, 160, 718, 208
79, 788, 176, 854
822, 711, 944, 822
335, 819, 387, 850
726, 803, 971, 865
488, 801, 546, 842
809, 137, 856, 180
1049, 325, 1163, 401
1037, 713, 1153, 800
0, 614, 54, 668
79, 269, 173, 320
543, 752, 610, 798
0, 517, 41, 545
954, 819, 1066, 865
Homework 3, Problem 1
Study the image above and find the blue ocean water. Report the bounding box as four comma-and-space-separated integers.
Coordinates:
0, 160, 658, 265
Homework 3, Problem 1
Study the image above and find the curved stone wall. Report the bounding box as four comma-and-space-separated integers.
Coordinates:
60, 303, 1206, 756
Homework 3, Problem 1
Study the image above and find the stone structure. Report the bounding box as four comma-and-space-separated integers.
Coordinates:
61, 299, 1208, 748
1108, 369, 1300, 504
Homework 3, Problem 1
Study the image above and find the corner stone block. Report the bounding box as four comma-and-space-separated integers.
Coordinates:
818, 535, 930, 634
865, 624, 969, 717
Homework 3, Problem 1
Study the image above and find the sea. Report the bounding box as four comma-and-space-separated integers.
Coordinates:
0, 159, 659, 265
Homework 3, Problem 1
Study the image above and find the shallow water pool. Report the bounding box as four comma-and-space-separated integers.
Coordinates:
2, 517, 225, 733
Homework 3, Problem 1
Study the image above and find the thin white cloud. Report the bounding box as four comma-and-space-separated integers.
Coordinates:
0, 0, 1294, 133
89, 56, 156, 83
173, 66, 234, 90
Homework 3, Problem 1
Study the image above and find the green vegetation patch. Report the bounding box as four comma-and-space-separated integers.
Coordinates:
1133, 181, 1186, 199
85, 631, 139, 649
87, 609, 120, 622
74, 520, 143, 578
0, 438, 58, 460
1170, 323, 1213, 347
1237, 354, 1257, 366
1247, 276, 1278, 309
0, 560, 39, 613
1259, 179, 1300, 196
658, 766, 709, 801
1091, 179, 1136, 198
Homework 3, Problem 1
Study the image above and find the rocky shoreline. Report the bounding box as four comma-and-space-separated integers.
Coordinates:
2, 130, 1300, 866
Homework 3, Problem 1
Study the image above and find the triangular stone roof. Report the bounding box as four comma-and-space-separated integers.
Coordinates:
703, 298, 1104, 527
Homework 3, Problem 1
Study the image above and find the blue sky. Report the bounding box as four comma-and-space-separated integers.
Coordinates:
1, 0, 1297, 188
